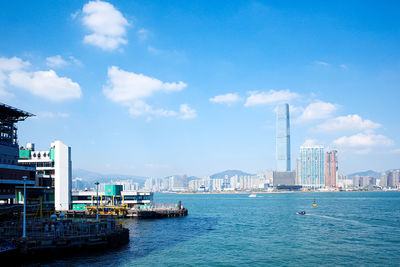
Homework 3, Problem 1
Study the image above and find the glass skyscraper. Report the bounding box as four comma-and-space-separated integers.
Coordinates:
276, 103, 291, 171
298, 146, 325, 188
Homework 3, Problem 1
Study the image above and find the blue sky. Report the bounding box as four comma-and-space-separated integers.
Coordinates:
1, 1, 399, 177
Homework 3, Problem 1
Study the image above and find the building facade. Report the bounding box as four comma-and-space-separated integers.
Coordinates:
276, 103, 291, 171
273, 171, 296, 187
325, 150, 338, 187
353, 175, 377, 188
18, 140, 72, 211
0, 103, 36, 204
297, 146, 325, 188
388, 170, 400, 188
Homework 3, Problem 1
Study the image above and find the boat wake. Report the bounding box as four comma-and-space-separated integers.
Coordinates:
306, 214, 400, 231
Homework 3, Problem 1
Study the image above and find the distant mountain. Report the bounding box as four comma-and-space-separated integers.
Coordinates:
347, 170, 381, 179
73, 168, 148, 185
186, 176, 201, 182
210, 169, 255, 179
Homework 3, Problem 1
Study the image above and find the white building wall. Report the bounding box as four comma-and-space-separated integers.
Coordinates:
53, 140, 72, 211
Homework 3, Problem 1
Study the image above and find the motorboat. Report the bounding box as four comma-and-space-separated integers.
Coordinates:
248, 194, 257, 198
296, 211, 306, 215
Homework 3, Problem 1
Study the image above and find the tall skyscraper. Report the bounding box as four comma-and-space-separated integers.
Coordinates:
325, 150, 338, 186
298, 146, 325, 188
276, 103, 291, 171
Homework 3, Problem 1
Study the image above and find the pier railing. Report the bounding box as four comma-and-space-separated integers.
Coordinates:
0, 218, 123, 240
134, 202, 183, 211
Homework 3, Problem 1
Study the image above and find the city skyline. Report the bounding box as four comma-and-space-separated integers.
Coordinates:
1, 1, 400, 177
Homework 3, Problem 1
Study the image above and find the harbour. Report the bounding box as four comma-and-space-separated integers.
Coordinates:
28, 191, 400, 266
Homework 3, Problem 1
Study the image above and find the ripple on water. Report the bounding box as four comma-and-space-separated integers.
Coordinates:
48, 192, 400, 266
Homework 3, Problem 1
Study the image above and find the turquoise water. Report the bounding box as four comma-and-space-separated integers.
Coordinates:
53, 192, 400, 266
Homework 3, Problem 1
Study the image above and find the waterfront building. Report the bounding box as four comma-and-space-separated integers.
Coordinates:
72, 185, 153, 211
188, 178, 204, 191
379, 172, 388, 187
212, 178, 223, 191
273, 171, 296, 187
18, 141, 72, 211
353, 175, 376, 188
297, 146, 325, 188
0, 103, 36, 204
325, 150, 338, 187
388, 170, 400, 188
167, 175, 187, 191
379, 172, 387, 187
337, 174, 351, 189
276, 103, 291, 171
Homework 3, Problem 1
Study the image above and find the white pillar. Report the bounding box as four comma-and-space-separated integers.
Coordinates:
53, 141, 72, 211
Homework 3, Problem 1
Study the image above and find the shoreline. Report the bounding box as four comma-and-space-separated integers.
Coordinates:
160, 190, 400, 195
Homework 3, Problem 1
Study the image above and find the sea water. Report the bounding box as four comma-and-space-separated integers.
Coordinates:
51, 191, 400, 266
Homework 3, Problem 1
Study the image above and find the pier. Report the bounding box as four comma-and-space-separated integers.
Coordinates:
63, 202, 188, 219
0, 217, 129, 259
127, 202, 188, 218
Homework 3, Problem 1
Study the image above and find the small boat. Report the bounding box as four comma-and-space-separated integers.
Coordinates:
297, 211, 306, 215
248, 194, 256, 198
312, 199, 317, 207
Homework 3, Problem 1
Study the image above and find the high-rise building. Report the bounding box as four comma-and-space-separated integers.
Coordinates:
388, 170, 400, 188
379, 172, 388, 187
276, 103, 291, 171
297, 146, 325, 188
0, 103, 36, 204
337, 174, 351, 189
353, 175, 376, 188
325, 150, 338, 186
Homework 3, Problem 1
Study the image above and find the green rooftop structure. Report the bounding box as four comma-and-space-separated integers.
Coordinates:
105, 185, 123, 196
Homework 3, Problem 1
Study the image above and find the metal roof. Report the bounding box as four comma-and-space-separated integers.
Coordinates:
0, 102, 35, 122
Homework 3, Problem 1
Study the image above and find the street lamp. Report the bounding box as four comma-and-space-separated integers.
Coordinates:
95, 182, 99, 222
22, 175, 28, 238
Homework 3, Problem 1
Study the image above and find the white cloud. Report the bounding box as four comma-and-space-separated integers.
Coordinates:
71, 10, 80, 19
69, 56, 83, 66
81, 1, 129, 51
210, 93, 241, 105
244, 89, 299, 107
9, 70, 82, 101
147, 46, 162, 55
0, 56, 81, 101
0, 57, 31, 97
316, 114, 381, 133
288, 104, 304, 117
333, 133, 394, 148
302, 138, 319, 146
315, 61, 330, 66
104, 66, 186, 102
0, 56, 30, 71
138, 28, 149, 41
180, 104, 196, 119
297, 101, 337, 122
46, 55, 68, 68
104, 66, 194, 119
46, 55, 82, 68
